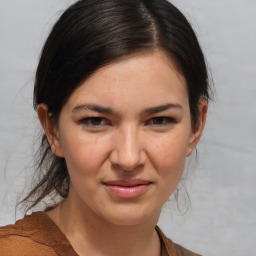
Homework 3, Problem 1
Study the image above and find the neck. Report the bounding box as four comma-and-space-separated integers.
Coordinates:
46, 190, 161, 256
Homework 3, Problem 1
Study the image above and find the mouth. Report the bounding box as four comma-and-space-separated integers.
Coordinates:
102, 179, 152, 199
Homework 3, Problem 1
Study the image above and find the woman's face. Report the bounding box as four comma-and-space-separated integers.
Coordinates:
44, 50, 205, 226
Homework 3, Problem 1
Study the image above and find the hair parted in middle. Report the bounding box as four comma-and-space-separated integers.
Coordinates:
20, 0, 210, 212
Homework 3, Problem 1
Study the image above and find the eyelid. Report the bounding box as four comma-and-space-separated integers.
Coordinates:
78, 117, 110, 128
145, 117, 177, 126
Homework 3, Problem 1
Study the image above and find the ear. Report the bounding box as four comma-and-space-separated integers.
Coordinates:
37, 103, 64, 158
186, 99, 208, 156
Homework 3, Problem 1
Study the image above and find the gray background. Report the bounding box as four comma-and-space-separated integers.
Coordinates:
0, 1, 255, 255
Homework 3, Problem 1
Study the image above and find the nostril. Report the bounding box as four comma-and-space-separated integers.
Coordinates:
109, 135, 147, 171
111, 163, 123, 172
111, 163, 145, 173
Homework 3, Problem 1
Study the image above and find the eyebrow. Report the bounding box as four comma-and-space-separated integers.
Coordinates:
72, 103, 182, 115
72, 104, 116, 114
142, 103, 182, 115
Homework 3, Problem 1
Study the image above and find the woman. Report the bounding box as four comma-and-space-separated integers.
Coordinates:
0, 0, 210, 255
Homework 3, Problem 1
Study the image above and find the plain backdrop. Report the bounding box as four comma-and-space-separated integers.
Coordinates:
0, 1, 255, 255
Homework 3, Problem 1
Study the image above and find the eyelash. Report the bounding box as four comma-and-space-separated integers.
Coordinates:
78, 117, 109, 128
145, 117, 176, 127
79, 116, 175, 128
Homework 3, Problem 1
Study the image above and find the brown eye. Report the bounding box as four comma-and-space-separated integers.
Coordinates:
152, 117, 165, 125
150, 117, 174, 125
89, 117, 104, 126
145, 117, 176, 127
79, 117, 108, 127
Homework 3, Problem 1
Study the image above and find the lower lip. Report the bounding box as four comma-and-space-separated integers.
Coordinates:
104, 184, 151, 199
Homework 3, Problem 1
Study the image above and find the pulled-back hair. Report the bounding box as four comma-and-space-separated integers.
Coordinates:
21, 0, 211, 212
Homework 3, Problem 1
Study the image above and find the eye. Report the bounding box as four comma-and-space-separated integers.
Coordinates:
146, 117, 175, 127
79, 117, 109, 128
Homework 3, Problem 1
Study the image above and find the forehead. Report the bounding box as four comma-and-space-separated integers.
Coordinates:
64, 50, 188, 111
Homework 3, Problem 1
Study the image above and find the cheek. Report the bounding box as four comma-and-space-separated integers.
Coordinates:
149, 131, 190, 185
60, 132, 111, 177
152, 131, 189, 164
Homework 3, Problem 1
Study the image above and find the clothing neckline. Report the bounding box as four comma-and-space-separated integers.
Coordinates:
20, 211, 78, 255
23, 211, 169, 256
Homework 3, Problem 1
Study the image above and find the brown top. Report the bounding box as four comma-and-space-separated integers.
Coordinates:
0, 212, 202, 256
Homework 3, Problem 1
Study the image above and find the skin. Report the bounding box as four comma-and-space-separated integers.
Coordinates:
38, 50, 207, 256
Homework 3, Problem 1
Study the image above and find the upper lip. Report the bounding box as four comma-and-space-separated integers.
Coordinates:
103, 179, 152, 187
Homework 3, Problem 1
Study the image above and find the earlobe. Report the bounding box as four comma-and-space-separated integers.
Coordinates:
37, 103, 64, 158
186, 99, 208, 156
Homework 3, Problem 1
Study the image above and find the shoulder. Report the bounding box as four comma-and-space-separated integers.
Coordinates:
0, 232, 57, 256
156, 226, 202, 256
0, 212, 77, 256
171, 241, 202, 256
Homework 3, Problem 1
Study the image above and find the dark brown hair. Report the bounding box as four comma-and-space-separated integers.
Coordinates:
20, 0, 211, 212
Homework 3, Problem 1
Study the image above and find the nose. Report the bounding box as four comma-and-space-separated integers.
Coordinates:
109, 125, 146, 171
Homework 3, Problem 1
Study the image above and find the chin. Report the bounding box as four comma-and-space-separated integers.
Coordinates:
101, 204, 160, 227
107, 214, 150, 226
